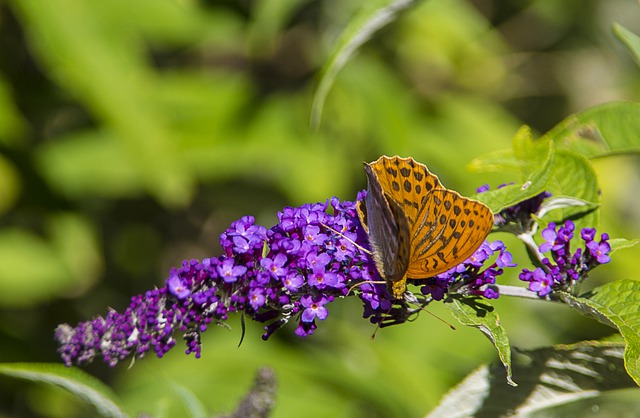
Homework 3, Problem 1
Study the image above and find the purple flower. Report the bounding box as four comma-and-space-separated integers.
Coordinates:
483, 286, 499, 299
167, 273, 191, 299
305, 251, 331, 271
526, 268, 554, 296
581, 228, 596, 242
586, 240, 611, 264
308, 268, 339, 289
303, 225, 327, 246
249, 287, 266, 311
283, 272, 304, 292
497, 249, 517, 268
300, 295, 330, 322
217, 258, 248, 283
260, 253, 288, 279
539, 223, 558, 253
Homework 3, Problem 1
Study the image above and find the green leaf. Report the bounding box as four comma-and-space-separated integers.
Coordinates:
559, 279, 640, 385
545, 150, 600, 230
310, 0, 415, 127
474, 142, 554, 214
426, 341, 636, 418
537, 195, 598, 218
543, 102, 640, 158
0, 363, 128, 418
445, 295, 515, 386
512, 125, 551, 170
613, 23, 640, 69
171, 383, 207, 418
469, 125, 546, 176
467, 148, 521, 174
609, 238, 640, 254
555, 292, 616, 329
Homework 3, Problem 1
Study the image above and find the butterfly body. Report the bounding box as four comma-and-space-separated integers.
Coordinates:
357, 156, 493, 299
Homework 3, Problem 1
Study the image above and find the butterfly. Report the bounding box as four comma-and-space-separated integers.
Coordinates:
356, 155, 494, 299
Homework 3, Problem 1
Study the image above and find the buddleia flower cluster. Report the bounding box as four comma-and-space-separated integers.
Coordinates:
55, 191, 522, 367
519, 220, 611, 297
55, 187, 614, 368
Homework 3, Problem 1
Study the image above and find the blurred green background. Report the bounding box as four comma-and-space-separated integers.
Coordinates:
1, 0, 639, 416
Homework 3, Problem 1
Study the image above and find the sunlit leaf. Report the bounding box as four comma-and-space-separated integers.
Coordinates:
613, 23, 640, 69
543, 102, 640, 158
559, 279, 640, 385
311, 0, 415, 127
474, 142, 554, 214
426, 342, 635, 418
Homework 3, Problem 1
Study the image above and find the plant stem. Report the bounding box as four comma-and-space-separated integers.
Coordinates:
495, 284, 542, 299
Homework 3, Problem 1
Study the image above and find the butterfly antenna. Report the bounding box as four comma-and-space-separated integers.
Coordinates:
370, 319, 383, 340
404, 293, 456, 330
370, 299, 399, 340
347, 280, 386, 296
422, 308, 456, 330
319, 222, 372, 255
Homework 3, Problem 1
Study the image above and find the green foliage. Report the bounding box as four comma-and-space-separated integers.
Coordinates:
559, 279, 640, 385
427, 342, 637, 417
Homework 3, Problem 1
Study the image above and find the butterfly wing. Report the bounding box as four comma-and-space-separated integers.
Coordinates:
366, 155, 445, 226
407, 189, 493, 278
357, 162, 411, 290
359, 155, 493, 298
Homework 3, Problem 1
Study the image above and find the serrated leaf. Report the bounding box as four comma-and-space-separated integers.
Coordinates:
543, 102, 640, 158
555, 291, 616, 329
0, 363, 128, 418
426, 341, 635, 418
310, 0, 415, 127
445, 295, 514, 386
559, 279, 640, 385
613, 23, 640, 69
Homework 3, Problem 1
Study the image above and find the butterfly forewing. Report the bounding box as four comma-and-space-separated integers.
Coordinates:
367, 156, 445, 225
406, 189, 493, 278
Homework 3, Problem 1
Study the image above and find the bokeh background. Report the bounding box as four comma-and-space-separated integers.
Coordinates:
1, 0, 639, 416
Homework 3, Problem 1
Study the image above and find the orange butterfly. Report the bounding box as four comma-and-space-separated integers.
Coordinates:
357, 156, 493, 299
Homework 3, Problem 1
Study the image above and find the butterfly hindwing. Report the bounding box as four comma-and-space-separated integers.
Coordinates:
407, 189, 493, 278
